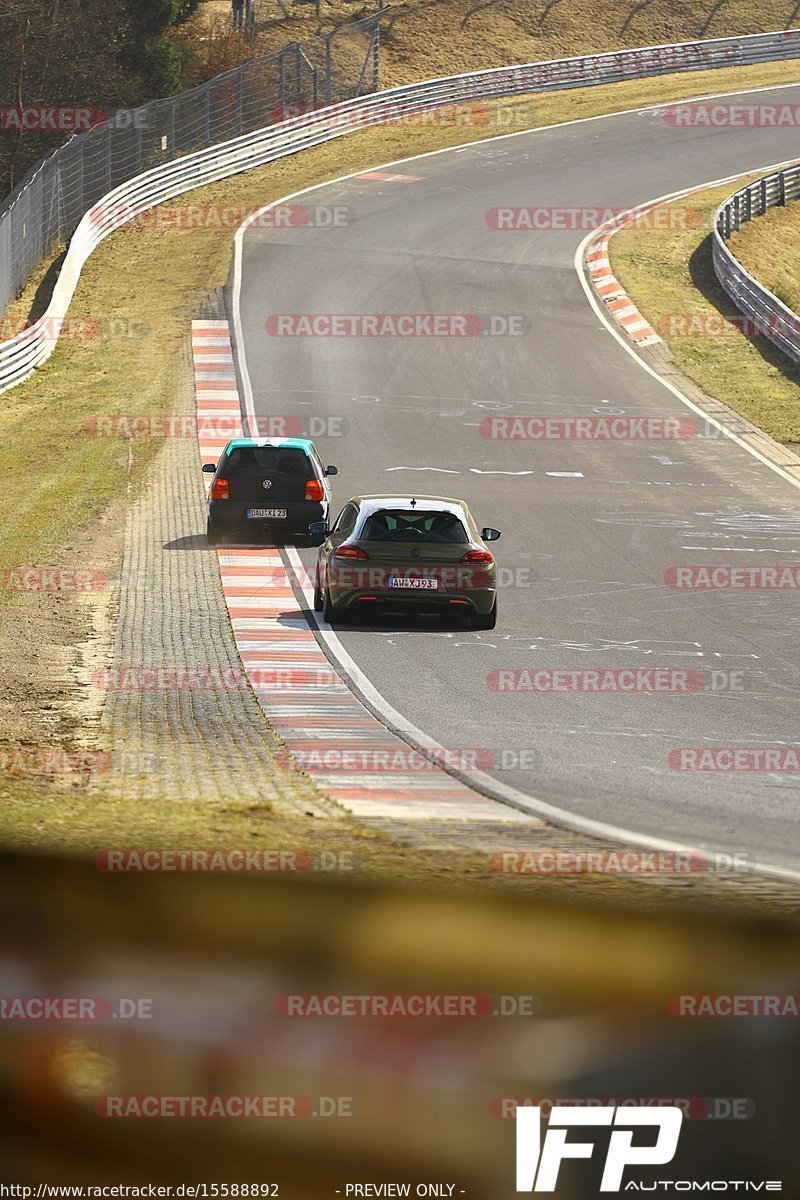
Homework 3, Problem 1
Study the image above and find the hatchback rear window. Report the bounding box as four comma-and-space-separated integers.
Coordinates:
224, 446, 314, 478
361, 511, 469, 544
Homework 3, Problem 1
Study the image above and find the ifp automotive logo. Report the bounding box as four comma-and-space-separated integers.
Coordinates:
514, 1106, 782, 1192
515, 1105, 682, 1192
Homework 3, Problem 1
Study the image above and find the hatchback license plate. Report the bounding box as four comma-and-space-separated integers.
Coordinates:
247, 508, 286, 519
389, 577, 438, 590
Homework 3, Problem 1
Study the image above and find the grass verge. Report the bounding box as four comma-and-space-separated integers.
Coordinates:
611, 178, 800, 443
190, 0, 800, 90
727, 197, 800, 313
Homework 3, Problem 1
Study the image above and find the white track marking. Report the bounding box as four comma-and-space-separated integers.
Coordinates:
575, 162, 800, 493
284, 548, 800, 882
233, 77, 800, 435
228, 85, 800, 882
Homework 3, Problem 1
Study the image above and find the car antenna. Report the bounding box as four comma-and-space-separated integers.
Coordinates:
409, 497, 417, 507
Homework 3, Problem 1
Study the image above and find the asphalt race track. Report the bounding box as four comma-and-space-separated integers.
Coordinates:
234, 82, 800, 872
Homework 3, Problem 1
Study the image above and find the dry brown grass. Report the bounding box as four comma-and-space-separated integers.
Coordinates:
188, 0, 800, 88
727, 198, 800, 313
611, 180, 800, 443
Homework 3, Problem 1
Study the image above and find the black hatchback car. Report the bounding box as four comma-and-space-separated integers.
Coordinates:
203, 438, 337, 544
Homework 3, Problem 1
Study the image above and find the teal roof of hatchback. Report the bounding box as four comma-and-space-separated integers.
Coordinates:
223, 437, 315, 452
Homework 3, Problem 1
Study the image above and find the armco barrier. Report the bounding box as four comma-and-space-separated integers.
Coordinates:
714, 163, 800, 363
4, 27, 800, 395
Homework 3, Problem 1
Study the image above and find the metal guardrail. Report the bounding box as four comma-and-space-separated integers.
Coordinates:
713, 163, 800, 363
4, 26, 800, 394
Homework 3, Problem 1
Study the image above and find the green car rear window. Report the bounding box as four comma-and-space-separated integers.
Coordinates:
225, 446, 314, 477
362, 511, 469, 544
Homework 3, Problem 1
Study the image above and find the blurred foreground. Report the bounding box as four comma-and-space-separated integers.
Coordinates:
0, 852, 797, 1196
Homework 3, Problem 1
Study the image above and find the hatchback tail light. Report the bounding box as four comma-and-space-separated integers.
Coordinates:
461, 548, 494, 564
305, 479, 324, 502
334, 544, 368, 561
211, 477, 230, 501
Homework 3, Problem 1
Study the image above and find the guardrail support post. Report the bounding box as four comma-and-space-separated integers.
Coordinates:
372, 19, 381, 92
780, 171, 787, 206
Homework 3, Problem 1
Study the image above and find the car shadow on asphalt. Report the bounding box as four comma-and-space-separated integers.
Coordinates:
293, 611, 471, 634
163, 537, 311, 551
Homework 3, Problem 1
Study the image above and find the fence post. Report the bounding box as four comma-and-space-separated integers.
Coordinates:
780, 171, 787, 206
372, 18, 381, 92
136, 105, 144, 175
760, 176, 768, 216
278, 52, 286, 114
326, 32, 333, 104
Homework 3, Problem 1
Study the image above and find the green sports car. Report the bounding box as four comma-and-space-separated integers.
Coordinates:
310, 495, 501, 629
